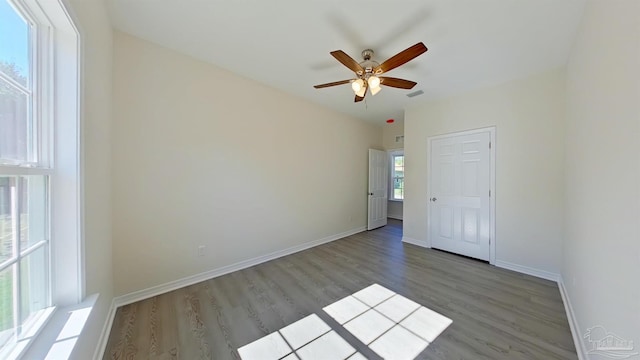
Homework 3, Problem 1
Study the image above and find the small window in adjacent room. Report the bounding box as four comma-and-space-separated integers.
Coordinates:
389, 151, 404, 201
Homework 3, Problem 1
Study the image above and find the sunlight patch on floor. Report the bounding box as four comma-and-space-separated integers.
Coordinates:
237, 284, 452, 360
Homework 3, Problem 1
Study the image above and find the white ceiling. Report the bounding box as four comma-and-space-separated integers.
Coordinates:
108, 0, 586, 124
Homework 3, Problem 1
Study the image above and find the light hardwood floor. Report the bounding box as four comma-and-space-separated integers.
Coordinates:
104, 220, 577, 359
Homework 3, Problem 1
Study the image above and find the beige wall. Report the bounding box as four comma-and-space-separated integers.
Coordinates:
112, 32, 381, 296
564, 0, 640, 352
382, 120, 405, 150
404, 68, 566, 275
382, 120, 404, 219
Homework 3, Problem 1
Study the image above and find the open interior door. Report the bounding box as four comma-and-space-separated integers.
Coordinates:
368, 149, 388, 230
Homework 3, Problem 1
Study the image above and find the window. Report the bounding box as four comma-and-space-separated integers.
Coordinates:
0, 0, 53, 355
0, 0, 79, 355
389, 151, 404, 200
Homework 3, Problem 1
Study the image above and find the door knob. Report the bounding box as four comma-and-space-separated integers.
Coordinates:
431, 197, 437, 202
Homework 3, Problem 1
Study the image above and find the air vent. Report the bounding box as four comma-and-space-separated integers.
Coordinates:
406, 90, 424, 98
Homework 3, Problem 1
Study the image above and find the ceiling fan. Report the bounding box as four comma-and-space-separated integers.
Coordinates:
313, 42, 428, 102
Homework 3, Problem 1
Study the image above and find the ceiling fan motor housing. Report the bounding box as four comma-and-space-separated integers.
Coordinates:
358, 49, 380, 78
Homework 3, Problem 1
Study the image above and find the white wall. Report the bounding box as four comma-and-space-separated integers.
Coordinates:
66, 0, 113, 358
112, 32, 382, 296
404, 68, 566, 275
382, 120, 404, 220
563, 0, 640, 353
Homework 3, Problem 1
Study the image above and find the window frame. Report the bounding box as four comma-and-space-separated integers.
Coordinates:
388, 150, 404, 202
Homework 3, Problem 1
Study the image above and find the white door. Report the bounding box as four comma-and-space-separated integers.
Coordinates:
429, 131, 491, 261
368, 149, 388, 230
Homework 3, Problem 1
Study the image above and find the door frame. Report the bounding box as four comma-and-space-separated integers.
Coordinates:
426, 126, 496, 264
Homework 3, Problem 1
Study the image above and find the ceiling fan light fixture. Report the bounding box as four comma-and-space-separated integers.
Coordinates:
368, 75, 380, 88
314, 42, 428, 103
352, 79, 364, 93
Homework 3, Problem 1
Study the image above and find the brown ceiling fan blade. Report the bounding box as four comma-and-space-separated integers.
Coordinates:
330, 50, 364, 74
355, 82, 368, 102
374, 42, 428, 74
313, 80, 352, 89
380, 77, 418, 89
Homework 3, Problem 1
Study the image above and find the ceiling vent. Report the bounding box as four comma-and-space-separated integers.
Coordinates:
406, 90, 424, 98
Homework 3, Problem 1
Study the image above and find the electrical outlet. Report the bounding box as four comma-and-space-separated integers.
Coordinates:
198, 245, 206, 257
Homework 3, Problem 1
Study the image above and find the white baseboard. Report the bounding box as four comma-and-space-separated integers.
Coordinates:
558, 277, 588, 360
93, 298, 117, 360
388, 214, 403, 220
494, 260, 560, 282
113, 226, 366, 308
402, 236, 428, 247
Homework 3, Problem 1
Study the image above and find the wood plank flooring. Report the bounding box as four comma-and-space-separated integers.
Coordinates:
103, 220, 577, 359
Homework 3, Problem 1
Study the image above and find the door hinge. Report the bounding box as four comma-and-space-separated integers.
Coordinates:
489, 190, 491, 197
489, 141, 492, 149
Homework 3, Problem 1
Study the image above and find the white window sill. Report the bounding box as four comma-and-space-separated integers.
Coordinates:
388, 199, 404, 202
10, 294, 98, 360
2, 307, 56, 360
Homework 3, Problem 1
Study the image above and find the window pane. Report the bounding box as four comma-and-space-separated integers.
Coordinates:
0, 78, 29, 162
393, 157, 404, 174
394, 155, 404, 167
0, 264, 16, 355
393, 178, 404, 200
19, 176, 47, 251
394, 188, 403, 200
0, 265, 14, 339
0, 177, 16, 264
0, 0, 30, 87
20, 246, 47, 326
0, 0, 31, 164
